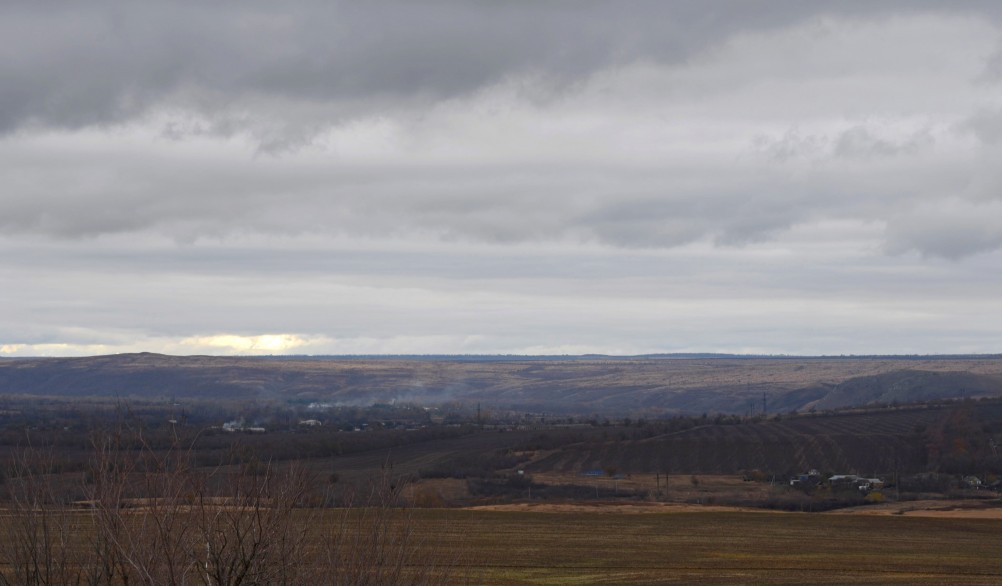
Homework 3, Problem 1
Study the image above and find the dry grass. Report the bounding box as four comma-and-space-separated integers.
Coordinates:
3, 499, 1002, 584
400, 508, 1002, 584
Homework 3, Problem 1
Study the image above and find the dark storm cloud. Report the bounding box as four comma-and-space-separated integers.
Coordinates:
3, 0, 1001, 134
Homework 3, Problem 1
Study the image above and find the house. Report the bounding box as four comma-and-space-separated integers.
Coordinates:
828, 474, 882, 493
790, 469, 822, 486
963, 475, 983, 489
828, 474, 858, 486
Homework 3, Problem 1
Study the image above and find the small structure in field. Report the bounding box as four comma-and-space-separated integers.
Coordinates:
828, 474, 883, 493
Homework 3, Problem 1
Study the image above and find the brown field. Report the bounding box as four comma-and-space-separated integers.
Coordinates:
3, 506, 1001, 584
524, 403, 985, 475
400, 508, 1002, 584
469, 498, 1002, 518
826, 499, 1002, 518
517, 472, 778, 499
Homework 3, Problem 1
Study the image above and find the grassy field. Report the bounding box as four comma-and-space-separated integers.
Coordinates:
2, 490, 1001, 584
402, 509, 1002, 584
6, 507, 998, 584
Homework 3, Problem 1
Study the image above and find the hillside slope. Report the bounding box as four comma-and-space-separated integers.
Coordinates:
525, 403, 1001, 475
1, 353, 1001, 415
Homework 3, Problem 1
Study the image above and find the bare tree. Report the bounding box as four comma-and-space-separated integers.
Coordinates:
0, 423, 456, 586
88, 428, 201, 585
0, 445, 87, 586
192, 464, 312, 586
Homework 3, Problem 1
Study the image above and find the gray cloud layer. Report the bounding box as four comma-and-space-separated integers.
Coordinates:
2, 2, 1002, 355
5, 1, 1001, 130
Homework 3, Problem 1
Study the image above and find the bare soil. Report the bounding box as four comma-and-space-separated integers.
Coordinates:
828, 498, 1002, 518
468, 497, 1002, 519
466, 501, 773, 514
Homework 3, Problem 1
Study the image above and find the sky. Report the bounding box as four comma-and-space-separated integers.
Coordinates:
3, 1, 1002, 357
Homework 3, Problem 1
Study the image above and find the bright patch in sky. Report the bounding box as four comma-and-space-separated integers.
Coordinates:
179, 334, 317, 354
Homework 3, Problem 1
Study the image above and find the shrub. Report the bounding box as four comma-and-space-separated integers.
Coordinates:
864, 491, 886, 503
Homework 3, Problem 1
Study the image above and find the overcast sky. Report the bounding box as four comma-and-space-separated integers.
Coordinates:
3, 1, 1002, 357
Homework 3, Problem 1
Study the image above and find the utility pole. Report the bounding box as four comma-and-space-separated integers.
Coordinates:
895, 457, 900, 501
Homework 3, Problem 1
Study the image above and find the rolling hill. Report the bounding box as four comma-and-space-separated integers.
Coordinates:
0, 353, 1001, 416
